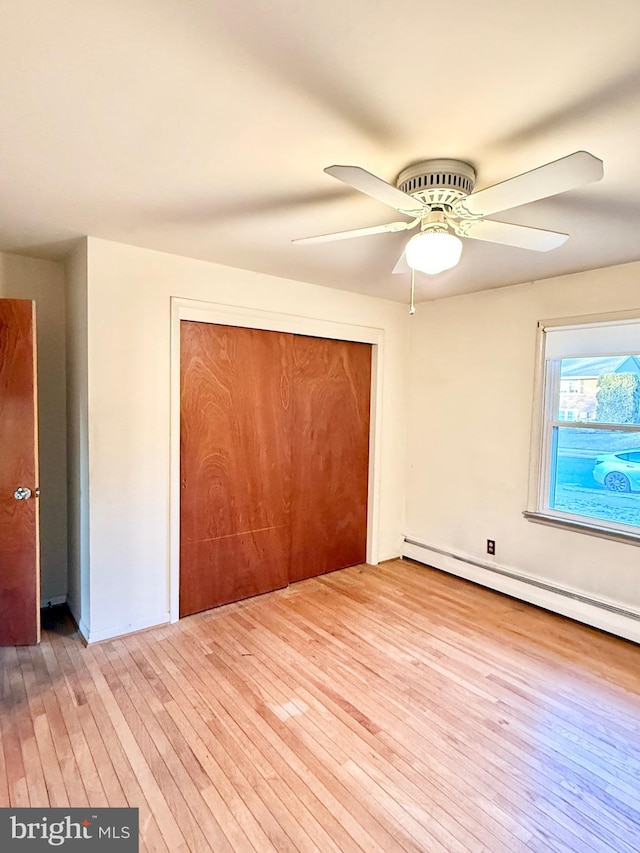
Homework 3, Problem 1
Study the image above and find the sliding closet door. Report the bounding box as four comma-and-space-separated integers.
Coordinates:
180, 322, 292, 616
289, 335, 371, 582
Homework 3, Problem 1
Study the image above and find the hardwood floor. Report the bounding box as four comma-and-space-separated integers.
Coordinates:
1, 558, 640, 852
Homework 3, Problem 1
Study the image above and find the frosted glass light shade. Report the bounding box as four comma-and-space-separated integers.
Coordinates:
405, 231, 462, 274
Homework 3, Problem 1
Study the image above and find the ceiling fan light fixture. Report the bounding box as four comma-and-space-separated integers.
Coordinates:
405, 230, 462, 275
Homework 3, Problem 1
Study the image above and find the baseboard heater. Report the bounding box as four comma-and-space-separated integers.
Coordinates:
402, 536, 640, 645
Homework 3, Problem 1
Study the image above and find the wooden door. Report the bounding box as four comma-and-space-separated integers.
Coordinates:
289, 336, 371, 583
0, 299, 40, 645
180, 322, 292, 616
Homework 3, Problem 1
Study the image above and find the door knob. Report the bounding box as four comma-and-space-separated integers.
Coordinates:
14, 486, 32, 500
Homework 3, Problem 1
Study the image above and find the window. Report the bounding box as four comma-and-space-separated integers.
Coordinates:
530, 315, 640, 538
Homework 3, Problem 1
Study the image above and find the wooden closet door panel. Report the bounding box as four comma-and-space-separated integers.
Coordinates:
180, 322, 292, 616
290, 336, 371, 583
180, 528, 290, 614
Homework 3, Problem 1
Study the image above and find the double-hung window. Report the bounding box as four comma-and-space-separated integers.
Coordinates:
529, 313, 640, 538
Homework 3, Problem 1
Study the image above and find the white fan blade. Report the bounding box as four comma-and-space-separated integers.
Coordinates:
454, 151, 603, 217
293, 220, 414, 245
458, 219, 568, 251
392, 251, 410, 274
325, 165, 426, 214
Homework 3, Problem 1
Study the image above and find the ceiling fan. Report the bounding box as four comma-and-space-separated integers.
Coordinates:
293, 152, 604, 284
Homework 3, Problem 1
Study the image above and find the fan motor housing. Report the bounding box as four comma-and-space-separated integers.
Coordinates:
396, 159, 476, 207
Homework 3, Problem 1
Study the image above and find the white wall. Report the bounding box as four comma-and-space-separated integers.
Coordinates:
79, 239, 640, 643
405, 260, 640, 641
64, 242, 89, 630
83, 237, 408, 642
0, 251, 67, 604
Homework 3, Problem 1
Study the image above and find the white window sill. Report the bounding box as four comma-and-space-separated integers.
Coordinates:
523, 511, 640, 546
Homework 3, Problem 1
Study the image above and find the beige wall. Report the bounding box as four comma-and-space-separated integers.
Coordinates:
405, 260, 640, 637
0, 252, 67, 603
69, 237, 640, 643
64, 242, 89, 628
82, 237, 408, 641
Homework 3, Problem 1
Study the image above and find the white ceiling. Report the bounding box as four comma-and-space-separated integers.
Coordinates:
2, 0, 640, 302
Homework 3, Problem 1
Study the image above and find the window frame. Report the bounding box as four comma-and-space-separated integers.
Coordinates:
526, 310, 640, 544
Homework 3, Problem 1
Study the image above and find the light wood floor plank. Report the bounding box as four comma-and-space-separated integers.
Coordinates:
162, 628, 364, 852
102, 638, 242, 853
0, 646, 28, 807
242, 598, 535, 851
292, 564, 640, 844
132, 631, 314, 853
7, 645, 48, 806
56, 632, 184, 851
192, 623, 419, 853
144, 628, 314, 852
28, 643, 89, 807
212, 606, 504, 853
2, 559, 639, 853
41, 635, 169, 853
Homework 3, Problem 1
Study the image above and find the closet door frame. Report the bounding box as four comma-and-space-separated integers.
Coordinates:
169, 297, 385, 623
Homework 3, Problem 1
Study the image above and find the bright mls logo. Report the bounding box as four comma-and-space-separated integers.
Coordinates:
0, 808, 138, 850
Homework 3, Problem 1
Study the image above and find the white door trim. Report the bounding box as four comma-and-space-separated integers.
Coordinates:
169, 297, 385, 622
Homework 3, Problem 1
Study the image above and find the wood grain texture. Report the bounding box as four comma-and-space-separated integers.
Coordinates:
289, 335, 371, 583
0, 299, 39, 645
2, 562, 640, 852
180, 322, 293, 616
180, 325, 371, 613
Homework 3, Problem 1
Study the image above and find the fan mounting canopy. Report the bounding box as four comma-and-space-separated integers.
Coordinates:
396, 159, 476, 208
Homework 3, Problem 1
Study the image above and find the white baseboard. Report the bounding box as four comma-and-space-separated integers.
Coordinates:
402, 537, 640, 646
84, 613, 171, 644
44, 597, 170, 644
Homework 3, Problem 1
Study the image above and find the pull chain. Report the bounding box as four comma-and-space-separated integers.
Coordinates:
409, 268, 416, 315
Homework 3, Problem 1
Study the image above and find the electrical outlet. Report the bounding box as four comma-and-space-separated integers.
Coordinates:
487, 539, 495, 555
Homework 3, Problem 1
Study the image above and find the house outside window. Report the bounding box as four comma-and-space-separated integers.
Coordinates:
529, 314, 640, 538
